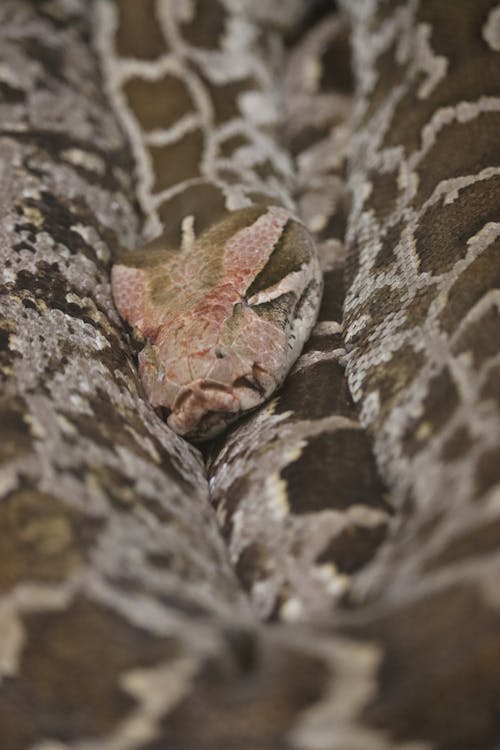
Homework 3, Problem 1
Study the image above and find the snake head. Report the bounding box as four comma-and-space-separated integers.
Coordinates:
112, 206, 322, 441
138, 302, 287, 440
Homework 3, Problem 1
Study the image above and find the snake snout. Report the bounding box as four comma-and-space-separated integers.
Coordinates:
168, 379, 241, 439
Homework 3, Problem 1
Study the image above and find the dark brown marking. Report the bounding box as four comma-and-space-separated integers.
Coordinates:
254, 159, 281, 182
246, 192, 282, 208
0, 396, 32, 463
219, 133, 250, 158
415, 176, 500, 275
282, 429, 388, 514
115, 0, 166, 59
274, 359, 355, 422
440, 426, 475, 462
178, 0, 227, 49
251, 292, 297, 331
344, 285, 403, 349
363, 39, 405, 124
232, 376, 265, 396
475, 447, 500, 498
148, 129, 204, 193
123, 74, 195, 132
152, 638, 329, 749
0, 598, 180, 745
0, 81, 25, 103
439, 237, 500, 334
157, 182, 228, 246
385, 1, 500, 156
288, 124, 331, 157
357, 584, 500, 749
246, 221, 311, 299
205, 76, 258, 125
480, 363, 500, 404
0, 490, 102, 593
211, 476, 251, 539
316, 266, 344, 323
366, 169, 400, 222
235, 543, 271, 591
401, 368, 460, 458
415, 111, 500, 205
319, 25, 354, 95
364, 344, 426, 428
319, 189, 350, 243
316, 521, 388, 574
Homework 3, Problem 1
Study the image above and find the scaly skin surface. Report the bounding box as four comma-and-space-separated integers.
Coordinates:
96, 0, 323, 440
0, 1, 499, 749
111, 206, 321, 440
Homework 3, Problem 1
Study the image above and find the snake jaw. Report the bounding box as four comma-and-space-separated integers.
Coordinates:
137, 334, 276, 439
168, 380, 241, 438
164, 358, 278, 439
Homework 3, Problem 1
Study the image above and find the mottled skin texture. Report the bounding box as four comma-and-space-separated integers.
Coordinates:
99, 0, 323, 440
105, 0, 387, 625
112, 206, 321, 439
1, 1, 500, 749
342, 0, 500, 611
205, 13, 389, 622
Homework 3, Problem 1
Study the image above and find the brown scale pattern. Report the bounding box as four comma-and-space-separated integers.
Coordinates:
206, 11, 389, 623
342, 0, 500, 618
0, 1, 499, 749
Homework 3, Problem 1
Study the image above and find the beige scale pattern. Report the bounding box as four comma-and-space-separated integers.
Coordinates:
0, 1, 498, 749
98, 0, 324, 441
342, 0, 500, 605
97, 0, 390, 621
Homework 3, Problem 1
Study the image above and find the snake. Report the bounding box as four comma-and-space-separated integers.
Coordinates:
0, 0, 499, 748
99, 0, 323, 442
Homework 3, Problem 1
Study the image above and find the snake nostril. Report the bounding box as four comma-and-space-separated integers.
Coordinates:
214, 348, 225, 359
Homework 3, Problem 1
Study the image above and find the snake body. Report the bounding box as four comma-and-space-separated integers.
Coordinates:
0, 1, 499, 748
206, 11, 390, 622
98, 0, 322, 440
98, 0, 390, 620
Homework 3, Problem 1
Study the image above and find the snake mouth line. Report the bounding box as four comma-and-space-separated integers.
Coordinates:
165, 364, 277, 440
167, 379, 240, 439
233, 375, 266, 395
172, 380, 237, 413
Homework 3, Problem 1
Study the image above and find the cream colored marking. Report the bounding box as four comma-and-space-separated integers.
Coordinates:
312, 321, 343, 336
62, 148, 106, 175
180, 214, 196, 253
483, 5, 500, 51
414, 23, 448, 99
291, 637, 386, 750
0, 604, 25, 677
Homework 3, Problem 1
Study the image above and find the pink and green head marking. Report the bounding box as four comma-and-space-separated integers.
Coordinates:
112, 205, 322, 441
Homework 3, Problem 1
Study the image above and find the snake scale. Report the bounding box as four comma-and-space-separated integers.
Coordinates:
0, 1, 499, 749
